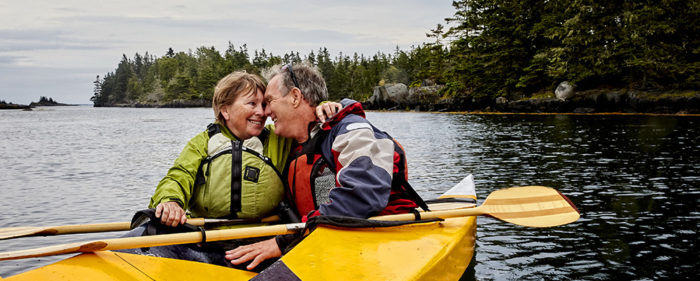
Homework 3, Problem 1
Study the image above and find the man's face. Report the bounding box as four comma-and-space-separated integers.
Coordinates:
264, 75, 296, 139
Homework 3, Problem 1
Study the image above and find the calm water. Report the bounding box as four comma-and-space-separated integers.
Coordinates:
0, 106, 698, 280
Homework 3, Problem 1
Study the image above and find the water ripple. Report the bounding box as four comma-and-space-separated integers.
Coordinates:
0, 108, 697, 280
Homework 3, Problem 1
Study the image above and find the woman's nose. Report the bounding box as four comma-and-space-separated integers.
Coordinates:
254, 104, 265, 116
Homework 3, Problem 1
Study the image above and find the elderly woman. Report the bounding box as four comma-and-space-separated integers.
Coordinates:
151, 71, 339, 226
121, 71, 340, 268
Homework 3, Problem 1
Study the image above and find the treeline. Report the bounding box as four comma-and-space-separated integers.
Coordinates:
92, 0, 699, 106
37, 96, 57, 104
90, 45, 434, 106
437, 0, 699, 100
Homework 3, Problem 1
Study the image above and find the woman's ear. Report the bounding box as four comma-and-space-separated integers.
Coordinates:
220, 104, 231, 121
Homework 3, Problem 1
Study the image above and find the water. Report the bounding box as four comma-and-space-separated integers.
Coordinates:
0, 106, 698, 280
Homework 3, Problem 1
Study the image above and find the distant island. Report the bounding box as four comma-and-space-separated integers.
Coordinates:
0, 96, 73, 110
29, 96, 72, 107
0, 100, 30, 110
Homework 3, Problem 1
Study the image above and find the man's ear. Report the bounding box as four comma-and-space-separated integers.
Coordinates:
289, 88, 303, 108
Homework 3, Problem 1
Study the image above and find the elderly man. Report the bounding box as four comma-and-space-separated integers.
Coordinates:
225, 63, 425, 270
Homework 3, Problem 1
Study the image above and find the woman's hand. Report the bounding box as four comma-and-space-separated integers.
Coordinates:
225, 238, 281, 270
316, 102, 343, 123
155, 201, 187, 227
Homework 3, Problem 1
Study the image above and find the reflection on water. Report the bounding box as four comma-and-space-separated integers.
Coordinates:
0, 107, 698, 280
367, 113, 698, 281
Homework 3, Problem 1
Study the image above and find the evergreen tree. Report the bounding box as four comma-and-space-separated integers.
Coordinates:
113, 54, 133, 103
92, 0, 699, 107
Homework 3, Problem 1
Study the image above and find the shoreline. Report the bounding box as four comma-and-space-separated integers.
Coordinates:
0, 102, 78, 110
429, 110, 700, 117
363, 89, 700, 115
9, 89, 696, 115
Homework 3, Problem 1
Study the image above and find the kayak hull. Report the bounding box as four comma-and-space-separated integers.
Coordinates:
1, 251, 255, 281
3, 175, 478, 280
3, 215, 476, 281
273, 216, 477, 281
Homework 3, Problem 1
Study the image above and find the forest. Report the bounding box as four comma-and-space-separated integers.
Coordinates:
91, 0, 699, 107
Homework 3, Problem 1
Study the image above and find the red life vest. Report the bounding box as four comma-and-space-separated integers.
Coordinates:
284, 130, 429, 218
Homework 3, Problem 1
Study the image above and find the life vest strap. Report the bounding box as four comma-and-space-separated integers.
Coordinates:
393, 176, 430, 212
411, 208, 421, 220
197, 123, 284, 219
230, 140, 242, 218
206, 123, 221, 137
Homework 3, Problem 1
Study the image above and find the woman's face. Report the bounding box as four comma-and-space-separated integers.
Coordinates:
220, 88, 266, 140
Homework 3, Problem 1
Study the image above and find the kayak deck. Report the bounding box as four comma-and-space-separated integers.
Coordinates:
1, 251, 255, 280
273, 216, 477, 281
3, 175, 478, 281
3, 216, 475, 281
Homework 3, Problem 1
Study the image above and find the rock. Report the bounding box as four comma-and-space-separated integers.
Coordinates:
407, 85, 443, 105
385, 83, 409, 104
495, 97, 508, 104
370, 86, 390, 107
0, 102, 31, 110
555, 81, 575, 101
368, 83, 408, 108
421, 79, 436, 86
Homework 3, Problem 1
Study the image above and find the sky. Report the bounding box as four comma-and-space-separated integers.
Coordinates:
0, 0, 455, 105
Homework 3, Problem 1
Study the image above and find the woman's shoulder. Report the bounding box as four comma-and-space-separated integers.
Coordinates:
183, 125, 215, 151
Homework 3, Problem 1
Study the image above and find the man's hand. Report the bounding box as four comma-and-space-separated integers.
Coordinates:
225, 238, 282, 270
155, 201, 187, 227
316, 102, 343, 123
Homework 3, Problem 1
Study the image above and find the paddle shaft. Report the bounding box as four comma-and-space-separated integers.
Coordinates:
0, 186, 579, 261
0, 208, 495, 261
0, 216, 280, 240
0, 223, 305, 261
372, 206, 485, 221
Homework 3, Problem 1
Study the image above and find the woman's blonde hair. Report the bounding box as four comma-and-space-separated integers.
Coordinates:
212, 72, 266, 124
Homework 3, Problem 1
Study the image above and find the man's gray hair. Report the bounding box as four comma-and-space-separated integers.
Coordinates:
264, 62, 328, 106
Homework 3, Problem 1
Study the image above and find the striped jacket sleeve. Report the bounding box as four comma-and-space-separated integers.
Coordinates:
318, 115, 396, 218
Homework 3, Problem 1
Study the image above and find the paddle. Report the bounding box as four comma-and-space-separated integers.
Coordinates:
0, 216, 280, 240
0, 185, 579, 261
371, 185, 580, 227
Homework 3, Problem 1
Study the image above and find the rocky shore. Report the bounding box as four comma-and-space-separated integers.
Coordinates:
1, 96, 73, 110
362, 83, 700, 114
0, 102, 30, 110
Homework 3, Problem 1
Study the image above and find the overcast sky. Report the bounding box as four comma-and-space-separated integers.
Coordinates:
0, 0, 454, 105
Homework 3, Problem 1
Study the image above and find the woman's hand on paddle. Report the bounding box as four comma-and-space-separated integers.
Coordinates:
225, 238, 281, 270
155, 201, 187, 227
316, 102, 343, 123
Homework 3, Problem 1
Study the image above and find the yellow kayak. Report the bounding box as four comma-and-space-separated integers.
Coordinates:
2, 176, 478, 281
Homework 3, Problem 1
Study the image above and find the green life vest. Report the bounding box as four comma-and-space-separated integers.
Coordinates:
190, 123, 284, 219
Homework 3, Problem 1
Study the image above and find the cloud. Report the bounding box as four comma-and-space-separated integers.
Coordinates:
0, 64, 101, 104
0, 54, 25, 65
0, 0, 457, 104
0, 28, 128, 54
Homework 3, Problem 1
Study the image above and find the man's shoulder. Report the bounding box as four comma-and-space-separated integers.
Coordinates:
336, 113, 367, 124
332, 114, 372, 133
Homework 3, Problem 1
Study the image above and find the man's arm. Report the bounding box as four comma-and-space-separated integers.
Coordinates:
319, 119, 395, 218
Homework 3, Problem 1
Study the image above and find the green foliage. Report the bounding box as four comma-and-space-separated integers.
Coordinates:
92, 1, 698, 106
440, 0, 698, 100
